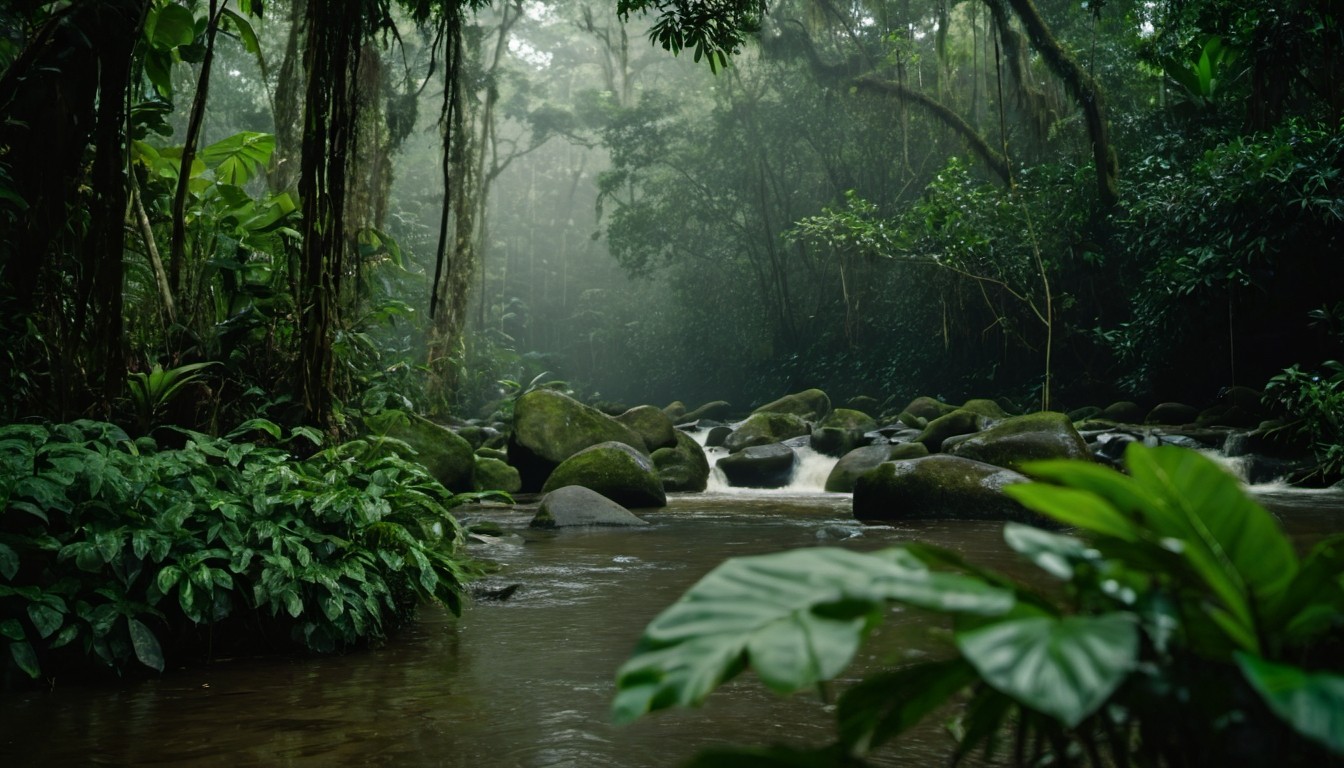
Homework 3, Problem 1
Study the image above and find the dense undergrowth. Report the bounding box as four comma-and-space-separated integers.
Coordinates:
0, 419, 490, 686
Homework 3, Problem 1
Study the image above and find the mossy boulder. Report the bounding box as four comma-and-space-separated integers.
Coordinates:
901, 396, 956, 421
961, 398, 1009, 419
475, 446, 508, 461
616, 405, 678, 451
663, 401, 687, 421
541, 441, 666, 508
947, 411, 1091, 473
914, 409, 984, 452
1145, 402, 1200, 426
652, 430, 711, 492
723, 412, 810, 453
1067, 406, 1103, 422
824, 442, 929, 492
752, 388, 832, 421
531, 486, 649, 528
718, 443, 797, 488
509, 389, 648, 491
845, 395, 883, 414
364, 410, 475, 492
682, 400, 734, 422
705, 425, 733, 448
473, 456, 521, 494
1101, 401, 1146, 424
853, 455, 1030, 522
810, 408, 879, 457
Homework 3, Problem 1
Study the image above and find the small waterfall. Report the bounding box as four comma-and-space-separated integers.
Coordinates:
686, 425, 842, 494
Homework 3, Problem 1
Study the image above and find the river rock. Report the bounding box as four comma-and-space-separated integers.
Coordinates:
616, 405, 678, 451
364, 410, 475, 492
845, 395, 883, 415
752, 388, 832, 421
1101, 401, 1146, 424
1068, 406, 1103, 422
948, 411, 1091, 472
682, 400, 734, 422
652, 430, 711, 492
914, 409, 985, 452
705, 425, 733, 448
541, 441, 666, 508
509, 389, 648, 491
473, 456, 521, 494
811, 408, 879, 457
1145, 402, 1199, 425
961, 398, 1009, 419
824, 442, 929, 492
718, 443, 797, 488
723, 412, 810, 453
531, 485, 650, 528
663, 401, 687, 421
853, 455, 1030, 522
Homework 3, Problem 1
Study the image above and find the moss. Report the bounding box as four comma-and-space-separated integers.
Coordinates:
723, 411, 810, 452
541, 441, 666, 508
752, 388, 832, 421
947, 411, 1091, 472
914, 409, 983, 452
364, 410, 475, 492
652, 430, 710, 492
473, 456, 521, 494
853, 455, 1031, 522
616, 405, 678, 450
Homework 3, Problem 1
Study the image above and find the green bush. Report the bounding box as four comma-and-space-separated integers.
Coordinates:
0, 419, 489, 682
1265, 359, 1344, 484
613, 445, 1344, 765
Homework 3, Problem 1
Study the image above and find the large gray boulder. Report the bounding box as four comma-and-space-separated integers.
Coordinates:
853, 455, 1030, 522
947, 411, 1091, 473
541, 441, 666, 508
810, 408, 879, 457
824, 442, 929, 492
752, 389, 832, 421
531, 486, 649, 528
723, 412, 810, 453
509, 389, 648, 491
718, 443, 797, 488
616, 405, 678, 451
652, 430, 711, 492
364, 410, 475, 492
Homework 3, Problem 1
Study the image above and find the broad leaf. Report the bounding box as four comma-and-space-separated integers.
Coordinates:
956, 613, 1138, 727
1237, 653, 1344, 754
837, 657, 976, 753
200, 132, 275, 186
1004, 483, 1138, 542
8, 640, 40, 678
613, 547, 1012, 724
148, 3, 196, 52
127, 617, 165, 672
1002, 523, 1096, 580
0, 541, 18, 581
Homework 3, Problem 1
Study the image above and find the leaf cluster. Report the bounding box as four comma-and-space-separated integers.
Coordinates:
613, 445, 1344, 765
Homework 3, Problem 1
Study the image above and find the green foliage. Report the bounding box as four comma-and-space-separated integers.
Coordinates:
126, 361, 218, 434
0, 419, 479, 681
613, 446, 1344, 765
1265, 360, 1344, 483
1161, 36, 1240, 106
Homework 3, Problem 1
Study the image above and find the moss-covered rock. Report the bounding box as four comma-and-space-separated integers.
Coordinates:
947, 411, 1091, 472
531, 485, 649, 528
540, 441, 666, 508
752, 389, 832, 421
718, 443, 797, 488
473, 456, 521, 494
810, 408, 879, 457
475, 447, 508, 461
1145, 402, 1199, 426
616, 405, 678, 451
845, 395, 883, 414
652, 430, 711, 492
705, 425, 733, 448
364, 410, 476, 492
682, 400, 734, 422
663, 401, 687, 421
897, 411, 927, 429
723, 412, 810, 453
914, 409, 984, 452
853, 455, 1030, 522
901, 396, 956, 421
1101, 401, 1146, 424
961, 398, 1009, 419
1067, 405, 1103, 422
509, 389, 648, 492
824, 442, 929, 492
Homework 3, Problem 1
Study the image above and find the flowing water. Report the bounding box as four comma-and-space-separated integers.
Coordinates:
1, 459, 1340, 766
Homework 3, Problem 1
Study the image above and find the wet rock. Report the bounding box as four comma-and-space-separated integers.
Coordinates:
1145, 402, 1199, 425
663, 401, 687, 421
825, 442, 929, 492
682, 400, 734, 422
531, 485, 650, 528
810, 408, 879, 457
948, 411, 1091, 473
705, 425, 733, 448
541, 441, 666, 508
853, 455, 1031, 522
652, 430, 711, 492
1068, 405, 1103, 422
1101, 401, 1146, 424
723, 412, 810, 453
718, 443, 797, 488
474, 456, 521, 494
961, 398, 1009, 419
616, 405, 678, 451
509, 389, 648, 492
752, 388, 832, 421
914, 409, 985, 452
900, 396, 956, 422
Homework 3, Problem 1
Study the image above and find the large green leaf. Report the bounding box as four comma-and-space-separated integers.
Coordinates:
837, 657, 976, 753
148, 3, 196, 52
956, 613, 1138, 727
127, 617, 165, 672
1002, 523, 1097, 581
0, 541, 18, 581
612, 547, 1013, 724
199, 132, 275, 186
1237, 653, 1344, 754
1004, 483, 1138, 542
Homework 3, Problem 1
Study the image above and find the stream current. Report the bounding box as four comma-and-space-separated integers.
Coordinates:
1, 457, 1340, 766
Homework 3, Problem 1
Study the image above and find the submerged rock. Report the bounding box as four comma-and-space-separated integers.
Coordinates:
541, 441, 666, 508
509, 389, 648, 492
824, 442, 929, 492
723, 412, 810, 453
718, 443, 797, 488
531, 485, 650, 528
752, 388, 832, 421
652, 430, 711, 492
948, 411, 1091, 472
853, 455, 1030, 522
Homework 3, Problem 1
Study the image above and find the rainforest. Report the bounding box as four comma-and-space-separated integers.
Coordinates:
1, 0, 1343, 765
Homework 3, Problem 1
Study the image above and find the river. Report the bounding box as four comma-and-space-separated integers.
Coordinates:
0, 474, 1340, 766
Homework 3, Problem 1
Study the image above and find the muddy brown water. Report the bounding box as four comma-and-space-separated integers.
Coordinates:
1, 489, 1339, 767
